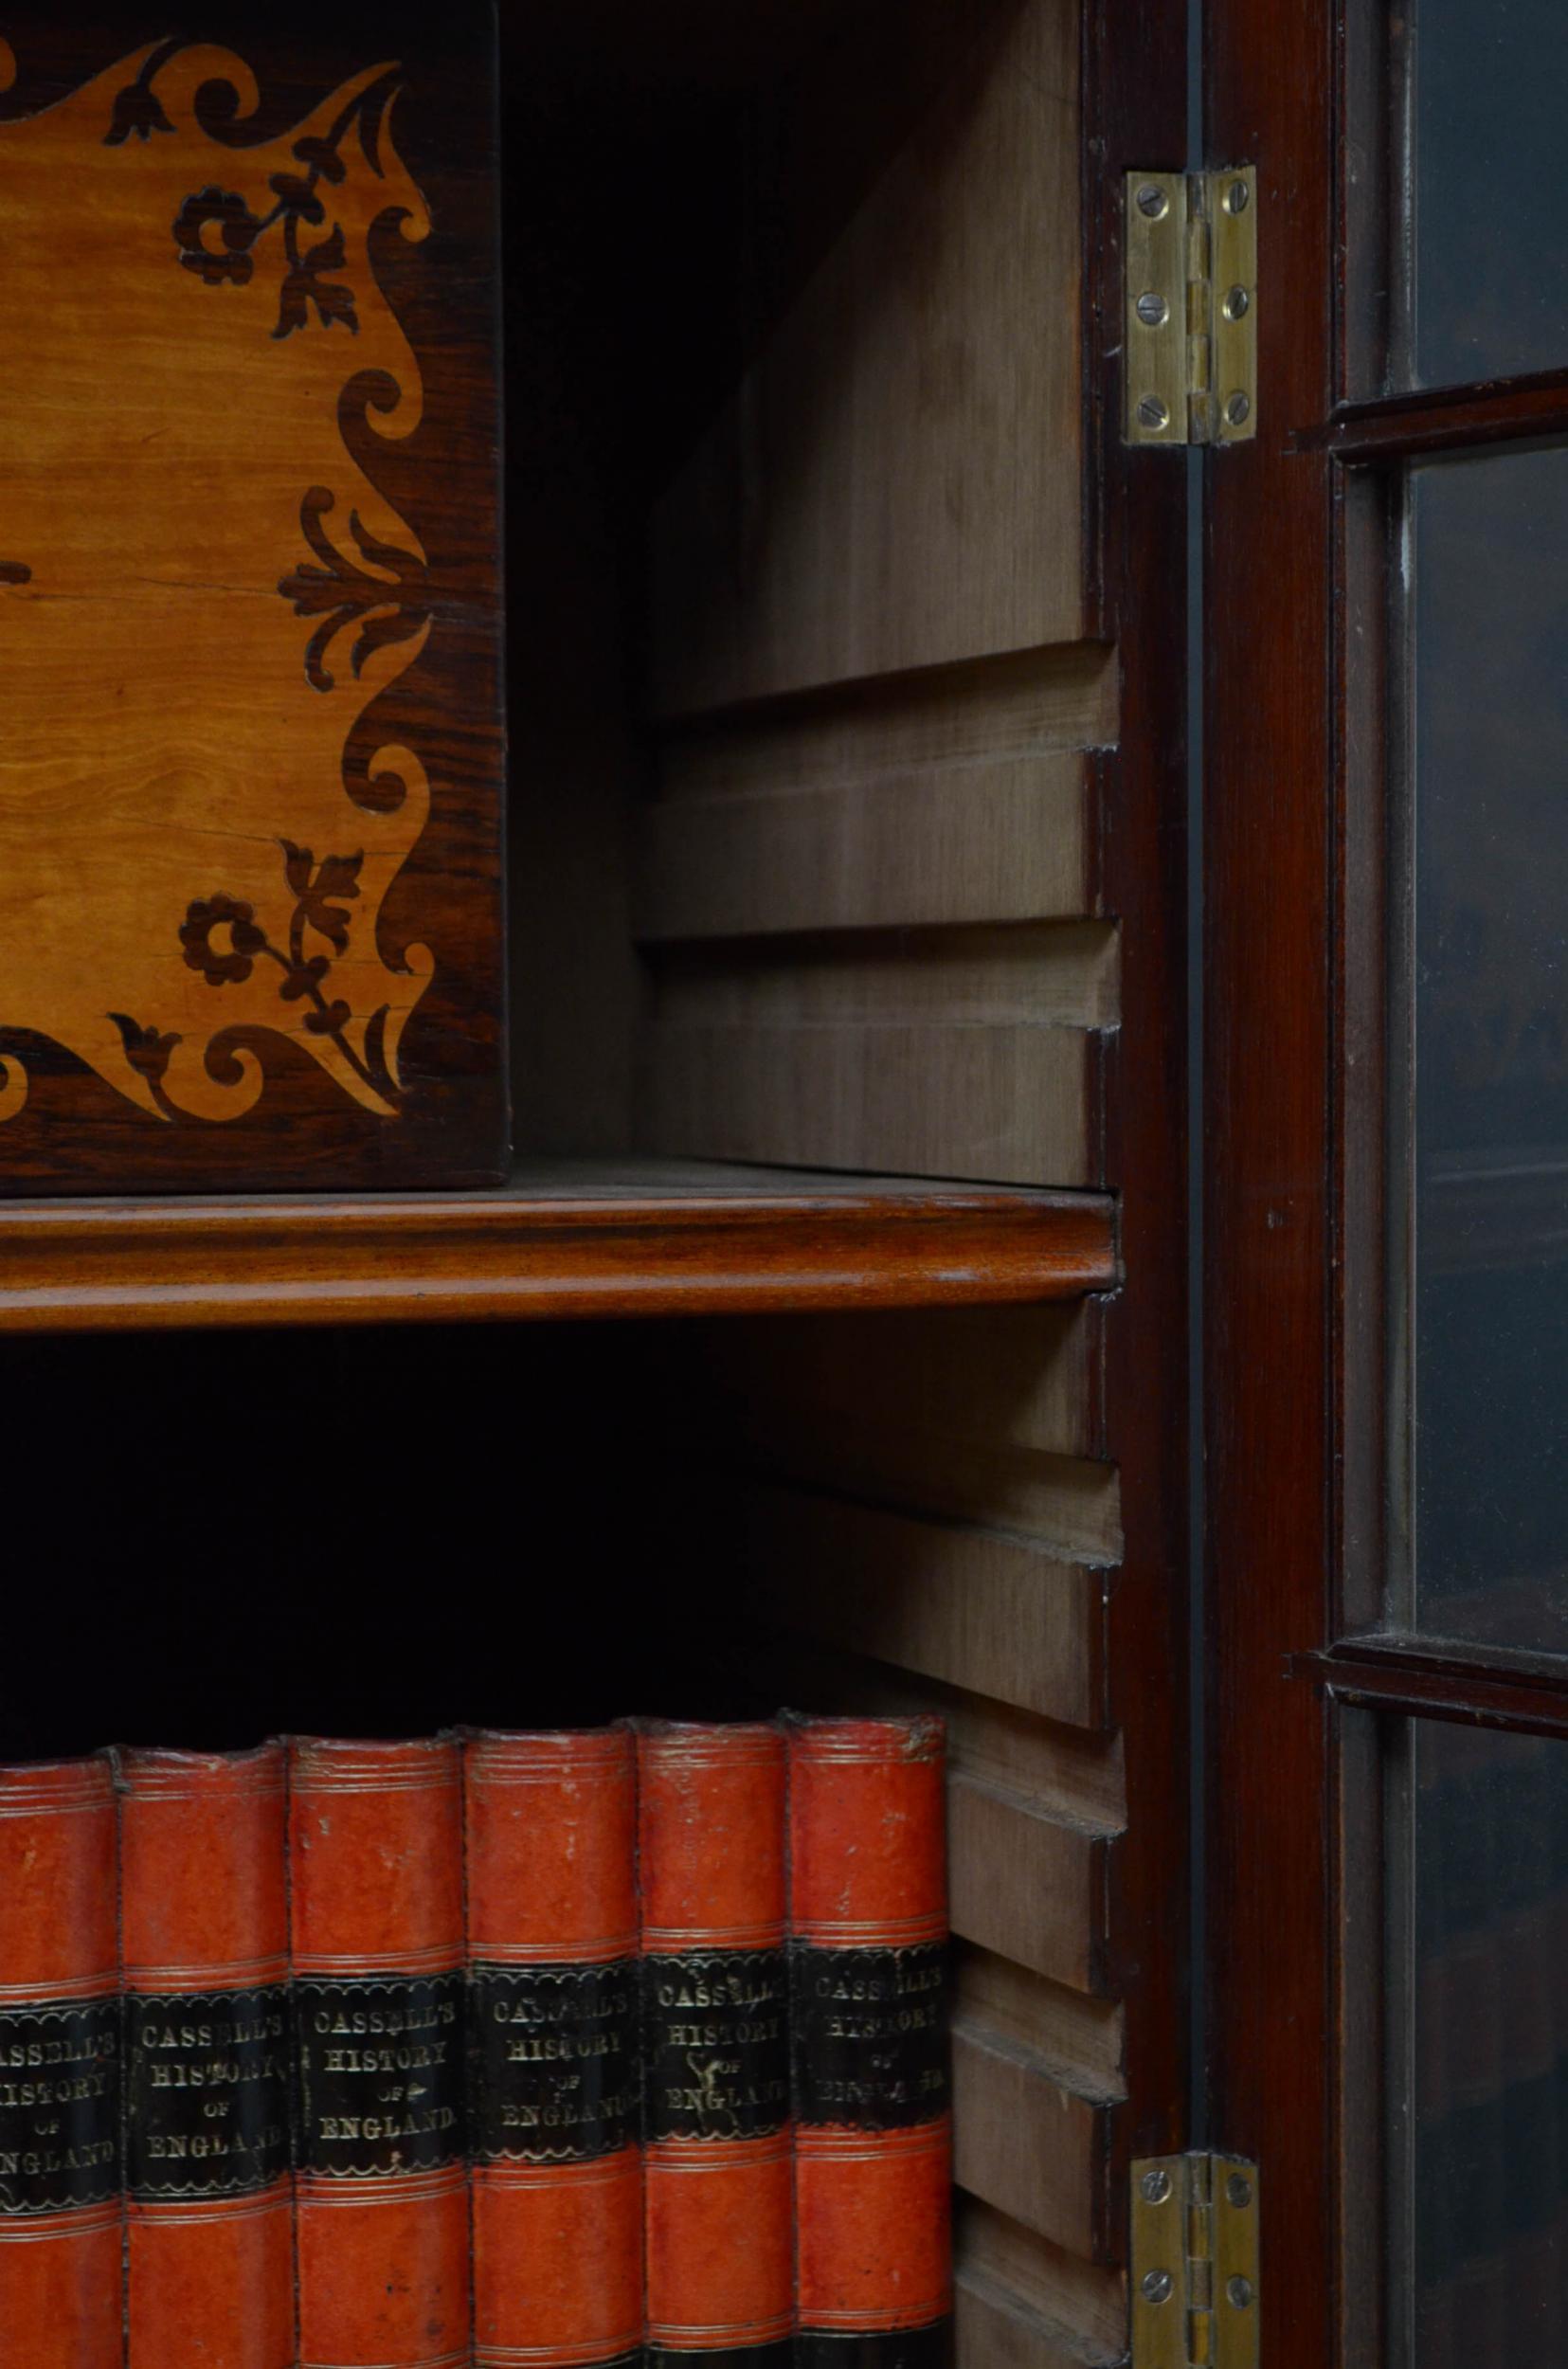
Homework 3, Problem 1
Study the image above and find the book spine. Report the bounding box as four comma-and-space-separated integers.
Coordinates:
466, 1727, 642, 2369
119, 1744, 294, 2369
290, 1736, 469, 2369
639, 1723, 792, 2369
0, 1756, 121, 2369
787, 1716, 951, 2369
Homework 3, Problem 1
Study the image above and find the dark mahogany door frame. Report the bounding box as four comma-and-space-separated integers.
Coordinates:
1202, 1, 1341, 2364
1201, 0, 1568, 2349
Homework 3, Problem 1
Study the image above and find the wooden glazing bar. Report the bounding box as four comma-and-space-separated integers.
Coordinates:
1297, 1642, 1568, 1734
1307, 370, 1568, 461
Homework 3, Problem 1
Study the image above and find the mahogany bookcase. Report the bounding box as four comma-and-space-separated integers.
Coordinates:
1, 6, 1192, 2364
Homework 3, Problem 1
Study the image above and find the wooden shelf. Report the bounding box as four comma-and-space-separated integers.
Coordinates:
0, 1160, 1118, 1333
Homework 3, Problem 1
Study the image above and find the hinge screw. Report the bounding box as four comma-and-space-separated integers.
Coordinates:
1137, 395, 1170, 431
1223, 176, 1251, 213
1135, 182, 1170, 219
1139, 2167, 1173, 2202
1227, 2276, 1255, 2309
1225, 2171, 1253, 2207
1141, 2270, 1175, 2305
1224, 390, 1252, 426
1135, 291, 1169, 327
1222, 284, 1251, 319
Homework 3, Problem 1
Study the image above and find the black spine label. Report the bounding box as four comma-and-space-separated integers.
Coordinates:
127, 1983, 291, 2199
470, 1961, 638, 2162
643, 1947, 789, 2142
0, 1997, 120, 2215
295, 1973, 464, 2178
791, 1942, 950, 2129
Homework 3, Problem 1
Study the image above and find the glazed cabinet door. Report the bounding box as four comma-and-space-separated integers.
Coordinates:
1207, 0, 1568, 2359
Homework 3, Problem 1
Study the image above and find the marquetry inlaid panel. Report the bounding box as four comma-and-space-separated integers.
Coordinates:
0, 15, 504, 1192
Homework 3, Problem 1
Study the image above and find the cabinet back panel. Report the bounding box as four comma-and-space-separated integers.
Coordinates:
631, 0, 1107, 1191
646, 0, 1084, 713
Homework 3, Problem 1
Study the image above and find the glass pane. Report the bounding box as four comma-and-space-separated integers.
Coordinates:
1404, 0, 1568, 388
1392, 1720, 1568, 2358
1409, 447, 1568, 1649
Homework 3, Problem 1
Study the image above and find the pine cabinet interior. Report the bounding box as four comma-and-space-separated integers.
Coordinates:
4, 6, 1185, 2366
507, 0, 1103, 1194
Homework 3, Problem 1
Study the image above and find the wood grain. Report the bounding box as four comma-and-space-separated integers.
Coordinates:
737, 1481, 1106, 1727
954, 2197, 1125, 2366
638, 642, 1112, 940
0, 1160, 1115, 1333
637, 754, 1093, 943
641, 1018, 1094, 1183
647, 925, 1121, 1035
1204, 0, 1338, 2359
647, 0, 1082, 714
6, 14, 1198, 2367
946, 1772, 1107, 1991
955, 1944, 1125, 2105
738, 1617, 1123, 1826
951, 2016, 1108, 2256
653, 642, 1115, 799
694, 1298, 1106, 1462
1310, 369, 1568, 461
734, 1402, 1123, 1564
634, 0, 1106, 1206
1087, 0, 1196, 2277
623, 1, 1194, 2354
0, 15, 504, 1191
1299, 1639, 1568, 1738
721, 1601, 1114, 1986
953, 2264, 1118, 2369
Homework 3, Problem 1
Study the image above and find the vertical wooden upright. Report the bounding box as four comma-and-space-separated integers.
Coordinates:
1202, 1, 1339, 2362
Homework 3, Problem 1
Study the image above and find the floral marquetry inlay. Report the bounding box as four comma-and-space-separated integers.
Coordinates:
0, 40, 442, 1125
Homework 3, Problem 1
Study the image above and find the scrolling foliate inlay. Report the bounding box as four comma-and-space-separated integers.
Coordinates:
0, 40, 440, 1124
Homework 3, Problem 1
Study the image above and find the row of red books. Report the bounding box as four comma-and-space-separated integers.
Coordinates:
0, 1715, 950, 2369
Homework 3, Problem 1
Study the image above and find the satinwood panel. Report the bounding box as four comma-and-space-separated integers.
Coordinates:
0, 10, 505, 1192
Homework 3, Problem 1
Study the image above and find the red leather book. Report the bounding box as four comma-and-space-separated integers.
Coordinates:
120, 1744, 294, 2369
639, 1722, 792, 2369
466, 1727, 642, 2369
787, 1716, 951, 2369
0, 1756, 121, 2369
290, 1736, 468, 2369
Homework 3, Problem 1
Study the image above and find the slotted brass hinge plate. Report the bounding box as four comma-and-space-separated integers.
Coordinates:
1124, 168, 1257, 446
1130, 2152, 1260, 2367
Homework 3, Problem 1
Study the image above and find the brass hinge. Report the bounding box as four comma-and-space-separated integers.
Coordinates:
1124, 169, 1257, 446
1130, 2153, 1260, 2367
